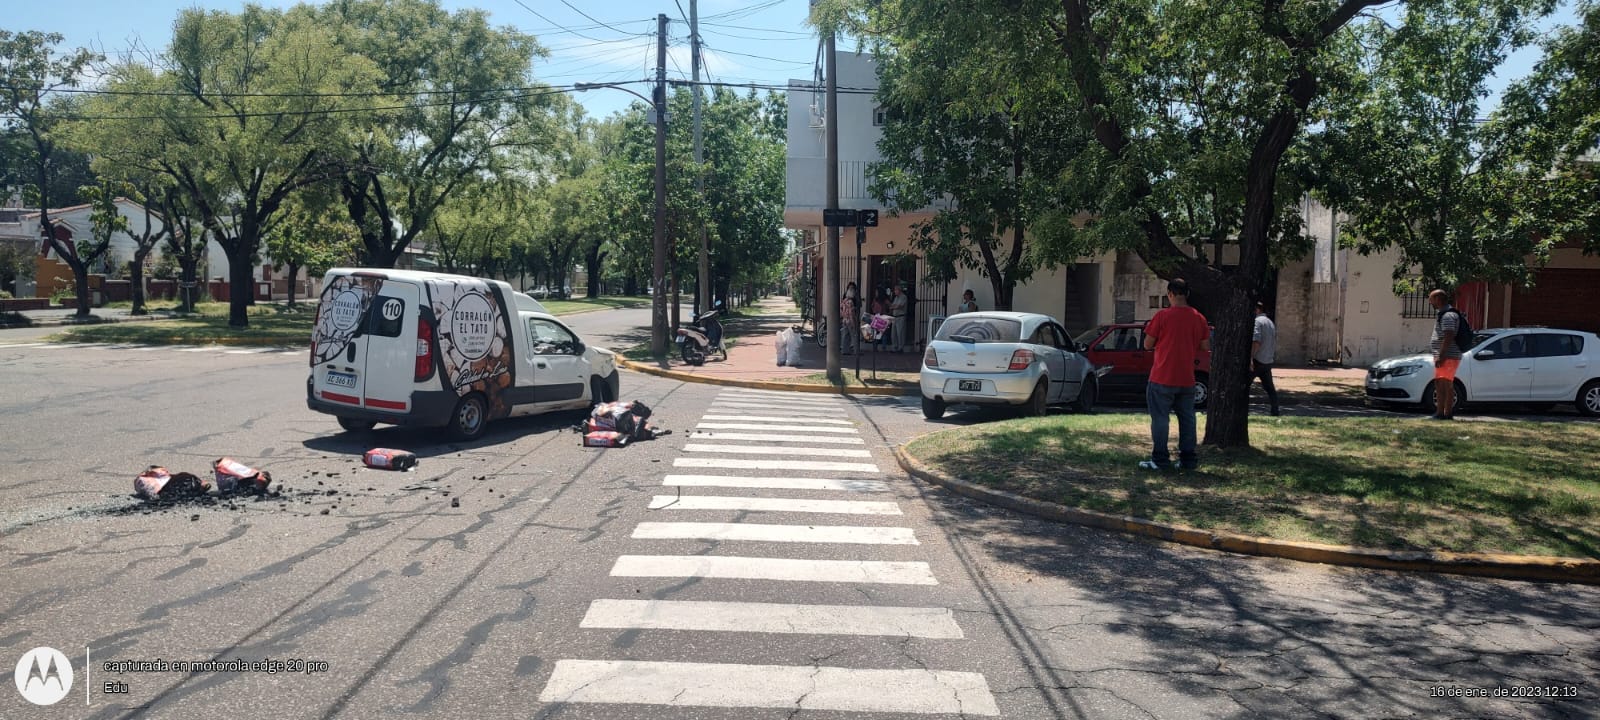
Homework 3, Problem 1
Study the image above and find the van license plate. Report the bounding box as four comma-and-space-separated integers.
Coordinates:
959, 380, 982, 392
327, 371, 358, 388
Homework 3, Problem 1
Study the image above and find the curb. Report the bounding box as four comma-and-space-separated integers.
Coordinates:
617, 357, 915, 396
894, 445, 1600, 585
1, 313, 174, 329
54, 335, 300, 348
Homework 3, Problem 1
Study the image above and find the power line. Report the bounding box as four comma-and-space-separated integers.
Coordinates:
703, 0, 786, 23
555, 0, 640, 37
700, 21, 813, 36
510, 0, 626, 44
702, 44, 811, 67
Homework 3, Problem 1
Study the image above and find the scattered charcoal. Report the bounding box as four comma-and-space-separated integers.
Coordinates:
190, 514, 199, 521
320, 508, 330, 515
450, 498, 460, 508
326, 489, 338, 496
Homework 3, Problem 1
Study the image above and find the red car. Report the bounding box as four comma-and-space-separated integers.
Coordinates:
1073, 323, 1212, 407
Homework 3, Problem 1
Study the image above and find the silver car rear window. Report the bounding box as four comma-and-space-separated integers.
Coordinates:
936, 317, 1022, 343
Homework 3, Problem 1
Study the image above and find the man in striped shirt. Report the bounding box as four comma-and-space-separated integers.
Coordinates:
1427, 289, 1464, 420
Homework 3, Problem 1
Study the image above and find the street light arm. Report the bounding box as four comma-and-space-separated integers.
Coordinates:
572, 82, 654, 105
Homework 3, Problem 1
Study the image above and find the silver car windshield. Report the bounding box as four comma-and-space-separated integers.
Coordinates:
936, 317, 1023, 343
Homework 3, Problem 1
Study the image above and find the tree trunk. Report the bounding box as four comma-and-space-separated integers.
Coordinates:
129, 256, 148, 315
179, 259, 199, 313
72, 263, 92, 318
286, 261, 301, 308
1199, 286, 1255, 448
227, 249, 253, 328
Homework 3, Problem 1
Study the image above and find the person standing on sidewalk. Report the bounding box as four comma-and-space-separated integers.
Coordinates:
1251, 301, 1280, 416
840, 282, 860, 355
1140, 278, 1211, 471
1427, 288, 1464, 420
890, 283, 909, 352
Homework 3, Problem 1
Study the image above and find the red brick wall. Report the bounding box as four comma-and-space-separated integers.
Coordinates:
1510, 268, 1600, 333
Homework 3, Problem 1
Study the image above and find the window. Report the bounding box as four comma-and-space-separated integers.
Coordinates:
936, 317, 1022, 343
368, 296, 406, 337
1097, 327, 1143, 352
1481, 334, 1527, 359
527, 318, 579, 355
1399, 283, 1433, 319
1149, 295, 1161, 309
1532, 333, 1584, 358
873, 106, 887, 127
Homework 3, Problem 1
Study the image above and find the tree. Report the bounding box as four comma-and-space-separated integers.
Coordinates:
264, 191, 360, 307
1316, 0, 1561, 288
320, 0, 561, 269
121, 184, 171, 315
859, 4, 1093, 310
0, 30, 100, 316
154, 6, 380, 327
76, 181, 128, 306
159, 187, 209, 313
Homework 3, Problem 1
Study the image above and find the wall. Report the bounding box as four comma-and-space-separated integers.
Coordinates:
786, 52, 885, 212
1338, 247, 1434, 365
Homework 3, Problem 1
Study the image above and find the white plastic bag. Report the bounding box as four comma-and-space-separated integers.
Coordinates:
785, 326, 803, 366
775, 328, 790, 366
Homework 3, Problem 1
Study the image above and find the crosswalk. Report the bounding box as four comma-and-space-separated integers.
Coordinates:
539, 387, 1001, 716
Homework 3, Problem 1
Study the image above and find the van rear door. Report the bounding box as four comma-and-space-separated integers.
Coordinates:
358, 282, 422, 413
311, 273, 377, 410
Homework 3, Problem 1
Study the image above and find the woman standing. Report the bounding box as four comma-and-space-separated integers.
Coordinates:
839, 282, 860, 354
890, 283, 909, 352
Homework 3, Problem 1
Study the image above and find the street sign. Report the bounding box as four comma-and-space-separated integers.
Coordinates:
823, 208, 857, 227
858, 209, 878, 227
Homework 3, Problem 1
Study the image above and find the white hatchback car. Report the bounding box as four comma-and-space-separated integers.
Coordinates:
920, 312, 1102, 419
1365, 327, 1600, 416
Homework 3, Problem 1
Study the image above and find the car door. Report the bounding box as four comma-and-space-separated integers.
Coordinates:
1050, 323, 1086, 400
1530, 333, 1589, 401
1029, 323, 1069, 402
516, 316, 589, 413
1466, 333, 1532, 401
1094, 326, 1147, 395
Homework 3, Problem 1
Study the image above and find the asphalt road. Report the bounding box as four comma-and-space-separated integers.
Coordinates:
1, 320, 1595, 719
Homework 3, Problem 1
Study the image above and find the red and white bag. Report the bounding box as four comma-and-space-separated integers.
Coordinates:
583, 430, 630, 448
135, 466, 210, 501
213, 457, 272, 494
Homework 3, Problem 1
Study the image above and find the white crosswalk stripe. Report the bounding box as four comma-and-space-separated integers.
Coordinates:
695, 422, 860, 434
663, 474, 889, 492
699, 414, 853, 424
580, 599, 959, 637
225, 348, 272, 354
711, 401, 843, 413
647, 495, 901, 515
539, 660, 999, 715
610, 555, 937, 584
689, 431, 863, 444
633, 521, 916, 544
683, 443, 872, 458
720, 389, 847, 402
674, 457, 881, 472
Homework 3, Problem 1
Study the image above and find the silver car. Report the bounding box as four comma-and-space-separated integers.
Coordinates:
919, 312, 1102, 419
1365, 327, 1600, 416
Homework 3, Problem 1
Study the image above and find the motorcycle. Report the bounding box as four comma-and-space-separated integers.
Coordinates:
675, 308, 727, 366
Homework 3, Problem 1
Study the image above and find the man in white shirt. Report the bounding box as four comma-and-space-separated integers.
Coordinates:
1251, 301, 1280, 416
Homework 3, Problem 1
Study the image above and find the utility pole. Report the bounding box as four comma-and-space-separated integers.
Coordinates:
691, 0, 710, 316
651, 12, 670, 358
823, 30, 842, 383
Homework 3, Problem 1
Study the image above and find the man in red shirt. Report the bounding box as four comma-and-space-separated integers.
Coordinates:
1140, 278, 1211, 470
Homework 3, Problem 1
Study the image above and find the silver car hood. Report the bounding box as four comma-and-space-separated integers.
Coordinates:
1372, 353, 1432, 369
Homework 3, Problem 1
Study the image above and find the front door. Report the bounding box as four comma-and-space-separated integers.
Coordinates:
1466, 333, 1532, 401
509, 315, 589, 415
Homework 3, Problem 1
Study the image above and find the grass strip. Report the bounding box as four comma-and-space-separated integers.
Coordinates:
906, 414, 1600, 558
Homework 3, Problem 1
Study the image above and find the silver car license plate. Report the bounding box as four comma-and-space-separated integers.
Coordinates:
959, 379, 982, 392
327, 370, 358, 388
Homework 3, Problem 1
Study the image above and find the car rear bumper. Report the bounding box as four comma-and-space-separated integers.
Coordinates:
306, 379, 459, 426
920, 368, 1038, 404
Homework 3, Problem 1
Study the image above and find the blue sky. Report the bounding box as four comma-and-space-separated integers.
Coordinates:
12, 0, 823, 119
10, 0, 1583, 120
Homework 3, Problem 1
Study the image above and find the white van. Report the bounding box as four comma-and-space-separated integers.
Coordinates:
306, 269, 619, 439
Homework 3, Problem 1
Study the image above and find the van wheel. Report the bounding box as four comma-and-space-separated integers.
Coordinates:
337, 417, 375, 433
591, 375, 615, 404
450, 394, 488, 440
921, 395, 946, 420
1073, 378, 1097, 414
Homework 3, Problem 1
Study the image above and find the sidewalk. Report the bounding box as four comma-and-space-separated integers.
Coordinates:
622, 296, 1368, 399
0, 305, 179, 328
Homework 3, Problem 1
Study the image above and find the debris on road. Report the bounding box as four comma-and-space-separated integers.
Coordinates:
134, 466, 210, 501
362, 448, 418, 471
213, 457, 273, 495
579, 401, 670, 447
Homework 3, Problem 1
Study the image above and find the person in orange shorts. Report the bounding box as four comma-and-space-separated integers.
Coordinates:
1427, 289, 1466, 420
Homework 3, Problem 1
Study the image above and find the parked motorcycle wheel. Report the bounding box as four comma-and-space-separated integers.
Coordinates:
816, 317, 828, 348
680, 341, 706, 366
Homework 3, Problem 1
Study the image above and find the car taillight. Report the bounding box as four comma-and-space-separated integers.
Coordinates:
309, 340, 316, 367
1007, 349, 1035, 371
415, 318, 434, 382
923, 346, 939, 368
